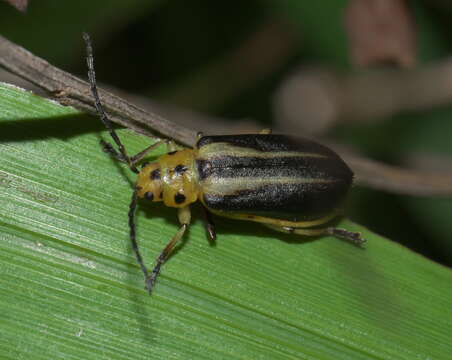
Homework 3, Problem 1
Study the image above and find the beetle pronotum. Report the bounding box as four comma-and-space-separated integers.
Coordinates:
83, 34, 364, 295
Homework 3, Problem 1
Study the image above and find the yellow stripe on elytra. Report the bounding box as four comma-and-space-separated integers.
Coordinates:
201, 176, 336, 196
198, 142, 327, 160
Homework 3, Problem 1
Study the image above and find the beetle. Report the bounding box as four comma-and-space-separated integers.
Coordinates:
83, 33, 364, 295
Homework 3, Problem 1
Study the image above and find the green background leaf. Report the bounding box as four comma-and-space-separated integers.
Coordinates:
1, 83, 451, 359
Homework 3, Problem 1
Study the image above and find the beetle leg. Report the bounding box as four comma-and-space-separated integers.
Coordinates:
100, 139, 125, 162
123, 139, 176, 164
264, 224, 365, 247
133, 138, 177, 163
260, 128, 272, 134
207, 209, 336, 228
202, 207, 217, 244
325, 227, 365, 246
145, 206, 191, 294
264, 224, 327, 236
130, 141, 166, 164
101, 139, 166, 166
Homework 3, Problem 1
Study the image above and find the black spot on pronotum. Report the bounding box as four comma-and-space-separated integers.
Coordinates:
174, 164, 188, 175
150, 169, 160, 180
174, 192, 186, 204
141, 161, 149, 169
144, 192, 154, 201
168, 151, 177, 155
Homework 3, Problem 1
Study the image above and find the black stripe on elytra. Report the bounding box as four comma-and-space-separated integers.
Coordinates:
197, 134, 338, 156
197, 155, 352, 182
203, 181, 350, 220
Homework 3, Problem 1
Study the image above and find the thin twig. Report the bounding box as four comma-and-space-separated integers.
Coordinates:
342, 151, 452, 197
275, 61, 452, 134
1, 34, 452, 197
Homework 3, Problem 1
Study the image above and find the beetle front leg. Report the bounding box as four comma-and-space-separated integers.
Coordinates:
101, 139, 166, 167
130, 140, 166, 164
145, 206, 191, 294
128, 138, 177, 164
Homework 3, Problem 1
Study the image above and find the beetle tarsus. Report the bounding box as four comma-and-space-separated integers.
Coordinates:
328, 228, 365, 247
146, 256, 165, 295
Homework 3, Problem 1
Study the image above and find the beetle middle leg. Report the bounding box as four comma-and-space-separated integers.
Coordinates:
145, 206, 191, 294
202, 207, 217, 245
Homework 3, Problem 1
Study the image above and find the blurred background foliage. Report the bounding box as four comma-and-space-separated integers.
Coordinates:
1, 0, 451, 268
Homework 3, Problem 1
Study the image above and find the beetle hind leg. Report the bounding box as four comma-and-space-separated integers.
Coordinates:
325, 227, 365, 246
264, 224, 365, 247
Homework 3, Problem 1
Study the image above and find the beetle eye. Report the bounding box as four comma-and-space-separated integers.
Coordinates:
150, 169, 161, 180
144, 192, 154, 201
174, 192, 186, 204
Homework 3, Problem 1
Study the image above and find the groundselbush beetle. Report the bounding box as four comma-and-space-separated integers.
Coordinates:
83, 33, 364, 295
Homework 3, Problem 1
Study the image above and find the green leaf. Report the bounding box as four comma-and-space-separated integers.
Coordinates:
1, 82, 451, 360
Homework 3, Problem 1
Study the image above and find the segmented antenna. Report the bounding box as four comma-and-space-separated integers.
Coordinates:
128, 189, 152, 286
84, 33, 151, 291
83, 32, 138, 173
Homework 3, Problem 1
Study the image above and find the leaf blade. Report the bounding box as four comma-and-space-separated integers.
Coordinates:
1, 82, 451, 360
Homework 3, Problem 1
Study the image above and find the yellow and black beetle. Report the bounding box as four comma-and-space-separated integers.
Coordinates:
84, 34, 364, 295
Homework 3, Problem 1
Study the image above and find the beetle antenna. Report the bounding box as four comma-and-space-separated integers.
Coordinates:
128, 188, 150, 285
83, 32, 138, 174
